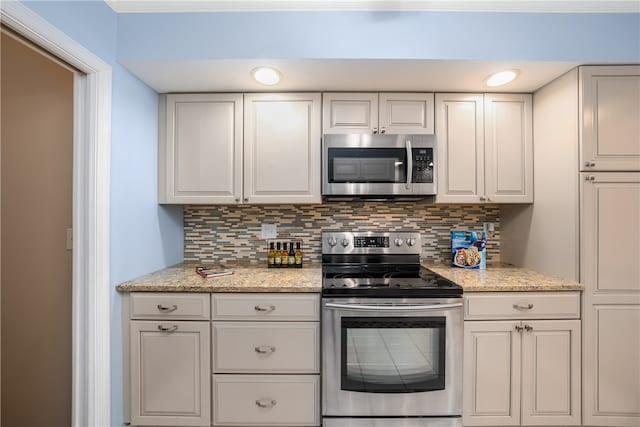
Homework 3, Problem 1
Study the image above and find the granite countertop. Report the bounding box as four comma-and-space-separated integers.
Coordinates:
423, 263, 584, 292
116, 263, 322, 293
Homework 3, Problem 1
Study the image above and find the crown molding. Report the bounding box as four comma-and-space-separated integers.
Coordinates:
105, 0, 640, 13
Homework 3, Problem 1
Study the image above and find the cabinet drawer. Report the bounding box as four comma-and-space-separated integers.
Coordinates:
212, 294, 319, 321
464, 292, 580, 320
212, 374, 319, 426
130, 293, 210, 320
213, 322, 319, 373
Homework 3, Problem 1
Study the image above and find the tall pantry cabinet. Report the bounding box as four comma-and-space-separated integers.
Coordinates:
501, 65, 640, 427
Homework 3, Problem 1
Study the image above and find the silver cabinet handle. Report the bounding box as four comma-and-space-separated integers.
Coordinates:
585, 161, 596, 167
254, 346, 276, 355
524, 324, 533, 332
254, 305, 276, 313
513, 303, 534, 310
157, 304, 178, 313
585, 175, 596, 181
325, 302, 462, 311
479, 195, 486, 201
380, 127, 386, 134
255, 399, 277, 408
515, 325, 524, 332
157, 325, 178, 332
244, 198, 249, 202
372, 127, 378, 134
405, 139, 413, 190
235, 198, 240, 202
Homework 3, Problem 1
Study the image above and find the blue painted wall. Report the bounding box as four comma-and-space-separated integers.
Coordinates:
117, 11, 640, 62
21, 1, 184, 425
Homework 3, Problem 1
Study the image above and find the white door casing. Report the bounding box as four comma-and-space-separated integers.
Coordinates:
0, 3, 112, 426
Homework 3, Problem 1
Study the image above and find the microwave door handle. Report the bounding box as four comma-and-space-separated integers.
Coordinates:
324, 302, 462, 311
405, 140, 412, 190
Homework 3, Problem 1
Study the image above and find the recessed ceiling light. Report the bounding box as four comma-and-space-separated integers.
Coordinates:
485, 69, 519, 87
252, 67, 281, 85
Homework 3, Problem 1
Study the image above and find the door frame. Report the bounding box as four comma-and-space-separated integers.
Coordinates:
1, 3, 112, 426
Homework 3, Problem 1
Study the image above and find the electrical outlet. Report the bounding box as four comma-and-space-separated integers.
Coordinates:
483, 222, 495, 238
261, 223, 277, 239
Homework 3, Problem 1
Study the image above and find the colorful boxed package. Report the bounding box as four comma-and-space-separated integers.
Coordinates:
451, 231, 486, 269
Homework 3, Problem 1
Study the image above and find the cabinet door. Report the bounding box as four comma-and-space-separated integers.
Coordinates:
378, 93, 434, 134
580, 65, 640, 171
322, 92, 378, 134
581, 172, 640, 426
521, 320, 581, 426
130, 321, 210, 426
160, 93, 243, 204
435, 94, 485, 203
463, 321, 521, 426
244, 93, 321, 204
484, 93, 533, 203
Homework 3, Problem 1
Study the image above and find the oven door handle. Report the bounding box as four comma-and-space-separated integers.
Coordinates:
405, 139, 413, 190
324, 302, 462, 311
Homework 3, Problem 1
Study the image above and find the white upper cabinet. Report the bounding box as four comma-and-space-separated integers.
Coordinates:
323, 92, 434, 135
580, 65, 640, 171
484, 94, 533, 203
436, 93, 532, 204
159, 93, 243, 204
435, 93, 485, 203
244, 93, 322, 204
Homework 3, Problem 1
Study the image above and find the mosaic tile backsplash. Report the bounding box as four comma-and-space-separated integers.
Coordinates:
184, 202, 500, 265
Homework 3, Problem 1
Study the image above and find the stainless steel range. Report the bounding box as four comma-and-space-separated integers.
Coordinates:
321, 231, 463, 427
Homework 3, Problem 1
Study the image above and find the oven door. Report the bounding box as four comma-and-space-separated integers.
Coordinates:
322, 298, 463, 417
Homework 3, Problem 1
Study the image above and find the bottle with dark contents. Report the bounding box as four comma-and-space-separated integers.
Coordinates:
288, 241, 296, 265
281, 242, 288, 268
295, 242, 303, 267
274, 242, 282, 266
268, 242, 276, 267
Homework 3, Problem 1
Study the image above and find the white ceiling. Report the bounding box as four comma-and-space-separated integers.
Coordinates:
106, 0, 640, 13
122, 59, 579, 93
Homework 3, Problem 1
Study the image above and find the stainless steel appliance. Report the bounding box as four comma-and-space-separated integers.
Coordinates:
322, 134, 436, 198
321, 231, 463, 427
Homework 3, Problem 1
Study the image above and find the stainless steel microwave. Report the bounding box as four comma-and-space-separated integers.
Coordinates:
322, 134, 436, 198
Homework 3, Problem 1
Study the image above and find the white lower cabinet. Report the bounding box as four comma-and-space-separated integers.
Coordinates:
212, 374, 320, 426
212, 293, 320, 426
463, 293, 581, 427
130, 320, 211, 426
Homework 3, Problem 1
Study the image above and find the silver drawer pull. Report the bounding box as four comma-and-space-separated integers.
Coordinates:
157, 304, 178, 312
255, 399, 277, 408
157, 325, 178, 332
513, 303, 534, 310
525, 324, 534, 332
254, 305, 276, 313
254, 346, 276, 355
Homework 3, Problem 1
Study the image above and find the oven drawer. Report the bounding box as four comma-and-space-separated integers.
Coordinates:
130, 292, 210, 320
212, 374, 320, 426
212, 294, 319, 321
212, 322, 319, 373
464, 291, 581, 320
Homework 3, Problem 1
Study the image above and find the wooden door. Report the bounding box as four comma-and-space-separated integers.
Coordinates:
130, 321, 210, 426
463, 321, 521, 426
378, 93, 434, 134
580, 65, 640, 171
435, 93, 485, 203
521, 320, 581, 426
244, 93, 321, 204
484, 93, 533, 203
581, 172, 640, 426
322, 92, 378, 134
160, 93, 243, 204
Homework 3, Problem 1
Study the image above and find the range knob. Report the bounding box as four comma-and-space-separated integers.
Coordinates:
327, 236, 338, 247
341, 238, 350, 247
394, 238, 404, 247
406, 238, 416, 247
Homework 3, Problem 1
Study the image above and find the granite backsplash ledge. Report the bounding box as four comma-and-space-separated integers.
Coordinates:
184, 202, 500, 265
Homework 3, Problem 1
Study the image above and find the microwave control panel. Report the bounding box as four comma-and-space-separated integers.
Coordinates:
411, 148, 434, 183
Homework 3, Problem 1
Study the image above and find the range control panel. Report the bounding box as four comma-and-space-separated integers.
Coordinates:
322, 231, 422, 255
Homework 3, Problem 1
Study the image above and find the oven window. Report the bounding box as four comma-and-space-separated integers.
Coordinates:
341, 317, 445, 393
327, 148, 407, 183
